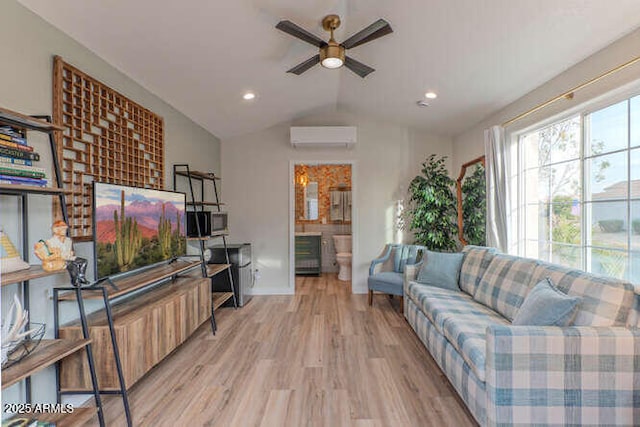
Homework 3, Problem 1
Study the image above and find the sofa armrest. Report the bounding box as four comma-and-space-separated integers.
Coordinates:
402, 261, 423, 318
485, 325, 640, 426
369, 245, 395, 275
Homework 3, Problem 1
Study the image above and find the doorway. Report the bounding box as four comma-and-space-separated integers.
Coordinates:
289, 161, 355, 293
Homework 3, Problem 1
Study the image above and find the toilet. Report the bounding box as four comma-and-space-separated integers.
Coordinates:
333, 234, 352, 281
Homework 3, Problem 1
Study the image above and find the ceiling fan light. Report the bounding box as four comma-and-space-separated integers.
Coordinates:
320, 44, 345, 69
321, 57, 343, 69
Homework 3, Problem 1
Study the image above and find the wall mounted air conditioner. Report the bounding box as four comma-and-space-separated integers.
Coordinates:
290, 126, 357, 149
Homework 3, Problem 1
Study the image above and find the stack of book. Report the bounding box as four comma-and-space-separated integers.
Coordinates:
0, 126, 47, 187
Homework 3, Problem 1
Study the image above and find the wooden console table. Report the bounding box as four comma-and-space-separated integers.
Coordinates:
56, 264, 221, 392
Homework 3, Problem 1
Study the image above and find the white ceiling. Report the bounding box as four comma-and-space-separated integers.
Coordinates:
18, 0, 640, 139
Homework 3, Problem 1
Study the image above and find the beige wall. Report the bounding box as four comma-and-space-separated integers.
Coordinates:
0, 0, 220, 406
452, 27, 640, 173
221, 109, 452, 294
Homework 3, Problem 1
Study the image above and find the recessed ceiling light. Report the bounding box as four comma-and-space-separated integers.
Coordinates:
416, 100, 430, 107
243, 92, 256, 100
425, 91, 437, 99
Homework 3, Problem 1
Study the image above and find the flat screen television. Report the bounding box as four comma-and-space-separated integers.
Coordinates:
93, 182, 187, 279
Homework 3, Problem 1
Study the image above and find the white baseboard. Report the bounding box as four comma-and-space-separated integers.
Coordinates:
246, 287, 295, 296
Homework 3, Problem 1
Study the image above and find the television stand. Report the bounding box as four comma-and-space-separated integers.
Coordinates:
55, 260, 230, 424
57, 259, 200, 301
55, 261, 200, 426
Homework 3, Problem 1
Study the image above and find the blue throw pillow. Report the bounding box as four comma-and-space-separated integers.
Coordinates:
512, 278, 581, 326
416, 250, 464, 291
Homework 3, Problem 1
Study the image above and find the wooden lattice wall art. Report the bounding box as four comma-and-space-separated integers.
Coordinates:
53, 56, 164, 241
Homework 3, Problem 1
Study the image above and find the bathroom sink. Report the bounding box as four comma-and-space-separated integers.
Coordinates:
295, 232, 322, 236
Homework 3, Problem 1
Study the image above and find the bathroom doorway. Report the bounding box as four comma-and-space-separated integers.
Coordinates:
289, 161, 355, 293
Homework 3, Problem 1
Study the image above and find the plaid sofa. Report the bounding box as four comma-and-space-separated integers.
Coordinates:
404, 246, 640, 426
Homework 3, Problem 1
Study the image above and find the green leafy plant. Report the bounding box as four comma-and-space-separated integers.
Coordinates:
408, 155, 458, 251
545, 196, 582, 267
632, 219, 640, 235
549, 196, 580, 244
461, 163, 486, 246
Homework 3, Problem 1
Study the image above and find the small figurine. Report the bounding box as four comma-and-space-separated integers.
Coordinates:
34, 220, 75, 271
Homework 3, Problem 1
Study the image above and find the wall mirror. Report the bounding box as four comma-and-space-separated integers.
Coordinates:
304, 182, 319, 220
457, 156, 486, 246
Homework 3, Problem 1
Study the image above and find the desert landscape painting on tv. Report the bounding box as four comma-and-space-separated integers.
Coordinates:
94, 182, 186, 279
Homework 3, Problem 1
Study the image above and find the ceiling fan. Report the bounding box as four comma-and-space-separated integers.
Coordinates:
276, 14, 392, 78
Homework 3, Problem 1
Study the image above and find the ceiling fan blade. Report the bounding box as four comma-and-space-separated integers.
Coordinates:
341, 19, 393, 49
276, 20, 327, 47
287, 55, 321, 75
344, 56, 375, 78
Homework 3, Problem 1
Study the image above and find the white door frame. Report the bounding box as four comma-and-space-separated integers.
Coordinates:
289, 160, 357, 293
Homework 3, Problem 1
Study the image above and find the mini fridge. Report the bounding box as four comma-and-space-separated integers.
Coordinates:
209, 243, 252, 307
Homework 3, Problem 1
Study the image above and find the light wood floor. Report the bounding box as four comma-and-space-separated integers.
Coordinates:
91, 274, 476, 426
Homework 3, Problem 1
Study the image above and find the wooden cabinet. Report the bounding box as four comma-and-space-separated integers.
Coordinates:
58, 275, 210, 391
295, 234, 322, 275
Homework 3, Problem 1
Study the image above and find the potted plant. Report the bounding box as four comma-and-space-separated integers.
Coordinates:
408, 155, 458, 251
461, 163, 486, 246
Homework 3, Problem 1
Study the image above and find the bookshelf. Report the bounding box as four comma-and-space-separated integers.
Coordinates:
1, 339, 90, 389
173, 164, 237, 335
0, 107, 105, 426
0, 265, 66, 287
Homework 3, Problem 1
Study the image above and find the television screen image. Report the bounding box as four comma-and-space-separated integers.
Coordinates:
93, 182, 187, 279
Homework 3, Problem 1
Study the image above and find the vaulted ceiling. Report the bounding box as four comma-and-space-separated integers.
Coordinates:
18, 0, 640, 139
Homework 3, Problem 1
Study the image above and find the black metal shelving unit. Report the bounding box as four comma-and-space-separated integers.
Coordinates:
173, 164, 237, 334
0, 108, 105, 426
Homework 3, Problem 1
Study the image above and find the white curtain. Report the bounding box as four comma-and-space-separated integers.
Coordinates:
484, 125, 510, 252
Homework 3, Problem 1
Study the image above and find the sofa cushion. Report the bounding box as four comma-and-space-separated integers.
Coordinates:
512, 278, 581, 326
416, 250, 464, 291
459, 246, 499, 296
368, 271, 404, 295
440, 302, 510, 382
473, 254, 540, 321
530, 261, 635, 326
406, 282, 474, 332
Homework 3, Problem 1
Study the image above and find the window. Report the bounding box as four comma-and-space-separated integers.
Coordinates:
518, 95, 640, 284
